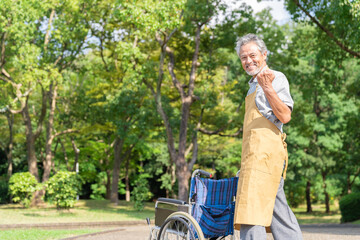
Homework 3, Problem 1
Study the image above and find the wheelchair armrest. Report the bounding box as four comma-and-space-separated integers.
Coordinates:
156, 198, 187, 207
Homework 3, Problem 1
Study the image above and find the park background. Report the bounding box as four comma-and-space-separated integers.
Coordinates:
0, 0, 359, 239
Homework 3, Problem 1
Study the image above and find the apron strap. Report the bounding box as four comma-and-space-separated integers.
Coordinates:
281, 133, 288, 180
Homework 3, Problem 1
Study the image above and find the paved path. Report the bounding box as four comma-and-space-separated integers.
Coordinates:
62, 224, 360, 240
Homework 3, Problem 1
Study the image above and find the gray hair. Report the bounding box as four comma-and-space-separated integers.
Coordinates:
235, 33, 268, 56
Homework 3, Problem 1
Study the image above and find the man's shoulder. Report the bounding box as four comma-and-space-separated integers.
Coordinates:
271, 69, 289, 85
272, 69, 287, 79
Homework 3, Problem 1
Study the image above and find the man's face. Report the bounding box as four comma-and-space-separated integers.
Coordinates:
239, 42, 267, 76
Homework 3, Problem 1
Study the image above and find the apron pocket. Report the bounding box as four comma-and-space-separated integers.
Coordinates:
198, 204, 232, 238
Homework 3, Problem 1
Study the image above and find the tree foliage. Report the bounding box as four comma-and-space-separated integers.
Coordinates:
285, 0, 360, 57
0, 0, 359, 212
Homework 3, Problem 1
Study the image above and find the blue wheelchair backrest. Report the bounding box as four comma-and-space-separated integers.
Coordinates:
190, 176, 238, 238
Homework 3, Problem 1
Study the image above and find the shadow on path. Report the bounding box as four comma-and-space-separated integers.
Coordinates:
60, 223, 360, 240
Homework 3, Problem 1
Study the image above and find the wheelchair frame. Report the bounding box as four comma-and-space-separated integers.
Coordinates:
148, 169, 240, 240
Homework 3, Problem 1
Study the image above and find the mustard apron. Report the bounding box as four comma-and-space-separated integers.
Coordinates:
234, 85, 288, 230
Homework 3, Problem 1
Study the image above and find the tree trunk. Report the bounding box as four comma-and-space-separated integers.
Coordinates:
22, 87, 47, 182
43, 84, 58, 182
176, 94, 190, 201
6, 112, 14, 180
165, 164, 176, 198
111, 138, 124, 205
52, 140, 58, 173
165, 165, 170, 198
125, 156, 130, 202
71, 137, 80, 172
22, 104, 39, 181
105, 141, 113, 200
322, 172, 330, 213
346, 172, 352, 194
176, 163, 190, 201
21, 87, 47, 206
306, 180, 312, 213
171, 164, 176, 198
6, 148, 13, 180
106, 169, 112, 200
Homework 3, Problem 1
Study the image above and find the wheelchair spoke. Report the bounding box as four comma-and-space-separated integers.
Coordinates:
158, 216, 199, 240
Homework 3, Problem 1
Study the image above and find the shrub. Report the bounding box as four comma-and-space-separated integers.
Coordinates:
8, 172, 39, 208
90, 183, 106, 200
118, 180, 126, 195
132, 174, 153, 211
46, 171, 81, 209
339, 192, 360, 223
90, 172, 107, 200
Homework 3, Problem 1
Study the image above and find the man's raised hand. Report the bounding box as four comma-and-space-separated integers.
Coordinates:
257, 68, 275, 90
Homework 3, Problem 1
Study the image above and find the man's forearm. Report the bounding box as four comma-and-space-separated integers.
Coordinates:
263, 87, 292, 124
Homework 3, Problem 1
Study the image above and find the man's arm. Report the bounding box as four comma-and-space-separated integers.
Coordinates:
256, 69, 292, 124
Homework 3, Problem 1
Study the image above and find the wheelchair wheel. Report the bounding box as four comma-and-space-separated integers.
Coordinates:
158, 212, 204, 240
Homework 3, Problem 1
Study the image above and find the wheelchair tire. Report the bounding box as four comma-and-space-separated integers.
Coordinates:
158, 212, 204, 240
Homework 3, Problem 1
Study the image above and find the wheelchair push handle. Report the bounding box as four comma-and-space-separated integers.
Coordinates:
199, 170, 212, 178
192, 169, 213, 178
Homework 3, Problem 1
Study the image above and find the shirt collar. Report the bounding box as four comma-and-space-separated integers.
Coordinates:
248, 76, 258, 85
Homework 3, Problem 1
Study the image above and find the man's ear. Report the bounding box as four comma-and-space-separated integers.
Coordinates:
264, 51, 267, 60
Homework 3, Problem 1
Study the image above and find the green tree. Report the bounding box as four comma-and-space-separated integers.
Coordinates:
0, 0, 91, 187
285, 0, 360, 57
285, 21, 360, 213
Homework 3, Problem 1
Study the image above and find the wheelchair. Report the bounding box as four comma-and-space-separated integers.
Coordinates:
147, 169, 240, 240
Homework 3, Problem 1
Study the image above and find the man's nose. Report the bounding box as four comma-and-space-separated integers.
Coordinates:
244, 56, 252, 64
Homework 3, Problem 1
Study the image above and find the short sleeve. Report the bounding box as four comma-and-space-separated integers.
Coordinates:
272, 71, 294, 111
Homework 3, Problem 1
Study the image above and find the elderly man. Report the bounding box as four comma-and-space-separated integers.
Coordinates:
233, 33, 303, 240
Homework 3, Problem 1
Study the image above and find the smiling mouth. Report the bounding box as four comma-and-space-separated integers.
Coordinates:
246, 64, 257, 70
245, 64, 261, 76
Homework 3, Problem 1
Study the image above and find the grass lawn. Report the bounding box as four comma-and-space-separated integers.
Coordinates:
293, 203, 342, 224
0, 229, 101, 240
0, 200, 154, 224
0, 200, 358, 226
0, 199, 359, 240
